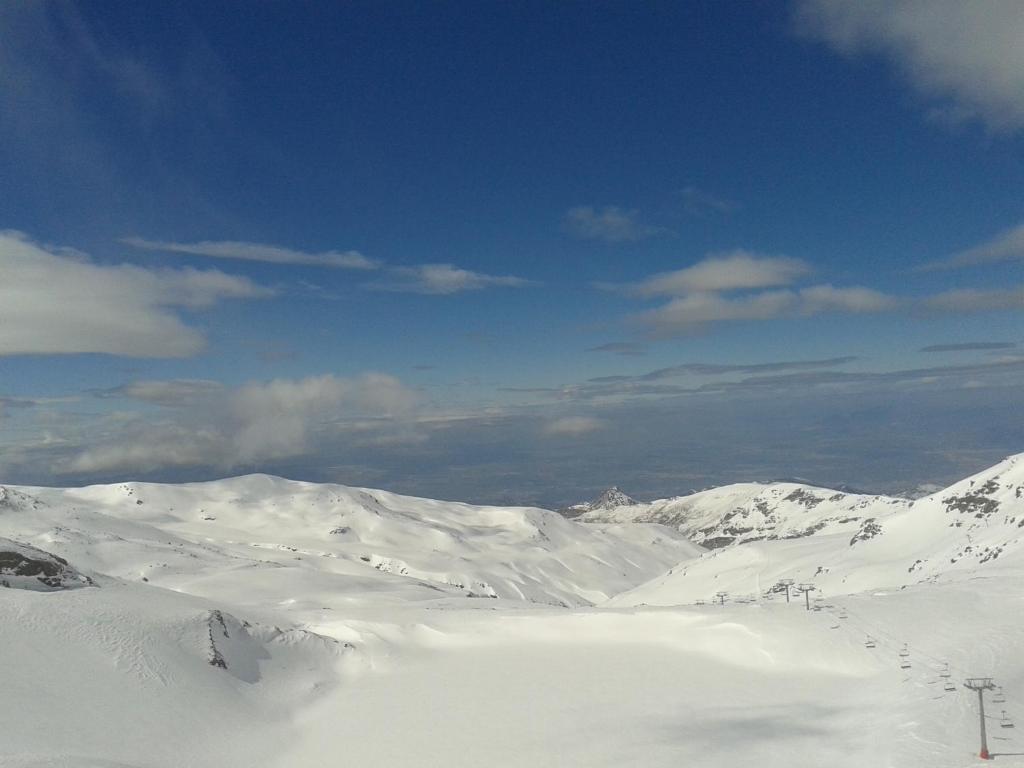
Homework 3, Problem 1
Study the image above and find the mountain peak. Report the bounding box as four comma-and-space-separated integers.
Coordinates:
590, 486, 638, 510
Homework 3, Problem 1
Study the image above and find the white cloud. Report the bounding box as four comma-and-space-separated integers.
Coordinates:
923, 286, 1024, 313
109, 379, 225, 407
67, 425, 226, 474
679, 186, 737, 216
798, 284, 898, 314
932, 223, 1024, 269
632, 283, 898, 336
230, 373, 417, 462
616, 251, 931, 336
632, 274, 1014, 335
0, 231, 270, 357
636, 290, 797, 335
563, 206, 666, 242
66, 373, 421, 473
628, 252, 810, 297
587, 342, 648, 356
795, 0, 1024, 132
370, 264, 532, 294
122, 236, 379, 270
543, 416, 605, 436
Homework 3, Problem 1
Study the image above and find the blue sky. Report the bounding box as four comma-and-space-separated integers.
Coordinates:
2, 1, 1024, 504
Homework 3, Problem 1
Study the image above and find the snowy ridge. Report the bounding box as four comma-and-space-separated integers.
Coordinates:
577, 481, 908, 548
611, 454, 1024, 606
4, 474, 700, 608
0, 536, 93, 591
556, 485, 639, 518
3, 458, 1024, 766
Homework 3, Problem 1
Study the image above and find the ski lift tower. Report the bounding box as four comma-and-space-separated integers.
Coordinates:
964, 677, 997, 760
796, 583, 815, 610
715, 591, 728, 606
778, 578, 795, 603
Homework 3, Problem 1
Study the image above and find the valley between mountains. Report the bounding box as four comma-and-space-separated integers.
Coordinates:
4, 456, 1024, 767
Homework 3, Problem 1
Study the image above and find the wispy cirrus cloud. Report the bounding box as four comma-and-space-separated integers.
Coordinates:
625, 251, 811, 297
634, 357, 859, 381
517, 356, 1024, 406
921, 342, 1017, 353
0, 230, 270, 358
795, 0, 1024, 132
543, 416, 605, 436
95, 379, 225, 407
122, 236, 379, 270
922, 286, 1024, 313
925, 223, 1024, 270
633, 283, 896, 336
610, 249, 1018, 338
678, 186, 737, 217
587, 341, 648, 357
563, 205, 668, 242
368, 263, 532, 295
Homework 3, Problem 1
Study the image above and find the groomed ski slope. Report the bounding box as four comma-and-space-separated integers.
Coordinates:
2, 459, 1024, 767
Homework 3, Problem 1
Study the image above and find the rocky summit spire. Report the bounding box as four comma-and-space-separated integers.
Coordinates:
589, 487, 638, 510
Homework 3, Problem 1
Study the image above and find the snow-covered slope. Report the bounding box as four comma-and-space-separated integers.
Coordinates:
612, 453, 1024, 606
0, 579, 354, 768
3, 458, 1024, 767
578, 480, 907, 547
4, 474, 701, 609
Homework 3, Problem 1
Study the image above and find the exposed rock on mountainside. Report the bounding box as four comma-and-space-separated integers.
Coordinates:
557, 486, 638, 518
578, 480, 902, 548
0, 536, 93, 590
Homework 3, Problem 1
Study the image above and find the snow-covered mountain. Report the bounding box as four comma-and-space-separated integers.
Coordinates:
2, 474, 699, 608
577, 480, 907, 547
610, 453, 1024, 605
3, 457, 1024, 767
556, 485, 639, 518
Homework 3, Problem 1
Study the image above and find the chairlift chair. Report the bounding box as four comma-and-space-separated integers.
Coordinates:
944, 681, 956, 692
994, 687, 1007, 704
1001, 711, 1015, 729
900, 660, 912, 670
939, 662, 951, 679
865, 637, 877, 649
899, 643, 910, 658
838, 609, 848, 619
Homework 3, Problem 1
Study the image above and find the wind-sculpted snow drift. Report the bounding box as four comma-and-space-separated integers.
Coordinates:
2, 456, 1024, 767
